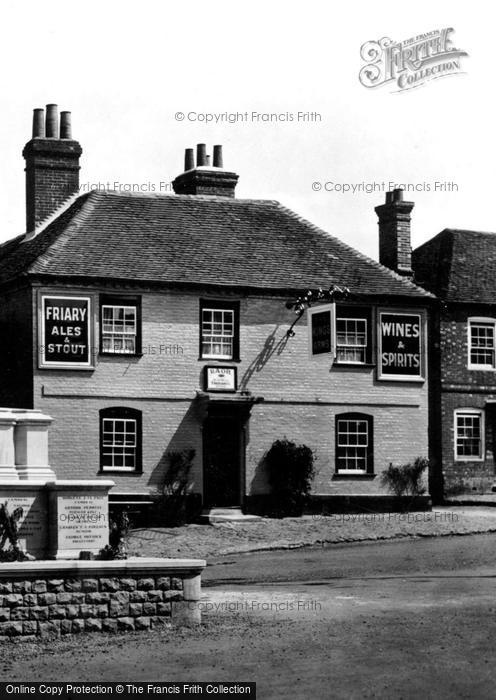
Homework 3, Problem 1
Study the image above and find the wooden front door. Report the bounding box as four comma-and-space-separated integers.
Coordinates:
203, 413, 242, 508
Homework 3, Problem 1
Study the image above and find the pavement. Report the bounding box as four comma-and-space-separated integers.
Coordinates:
446, 494, 496, 506
128, 506, 496, 559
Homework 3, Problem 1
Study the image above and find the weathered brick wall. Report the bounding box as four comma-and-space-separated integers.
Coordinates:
29, 283, 429, 496
248, 403, 428, 496
440, 304, 496, 494
0, 573, 184, 640
440, 391, 496, 494
441, 304, 496, 386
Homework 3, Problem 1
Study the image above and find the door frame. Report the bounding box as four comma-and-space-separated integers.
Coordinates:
202, 409, 245, 508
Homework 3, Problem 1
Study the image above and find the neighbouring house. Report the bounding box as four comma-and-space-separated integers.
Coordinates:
413, 228, 496, 498
0, 105, 434, 516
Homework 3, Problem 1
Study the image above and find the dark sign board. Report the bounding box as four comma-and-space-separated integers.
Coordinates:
40, 295, 92, 368
378, 312, 423, 380
308, 304, 335, 357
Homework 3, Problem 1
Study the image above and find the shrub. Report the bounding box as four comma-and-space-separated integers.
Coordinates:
380, 457, 429, 510
0, 501, 29, 562
265, 439, 315, 517
99, 511, 131, 560
159, 449, 196, 526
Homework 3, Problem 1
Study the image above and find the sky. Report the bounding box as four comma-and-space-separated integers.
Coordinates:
0, 1, 490, 260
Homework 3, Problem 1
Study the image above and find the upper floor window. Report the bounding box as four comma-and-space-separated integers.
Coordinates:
100, 407, 142, 472
335, 412, 374, 474
468, 318, 496, 370
336, 306, 372, 365
454, 408, 483, 461
200, 300, 239, 360
100, 295, 141, 356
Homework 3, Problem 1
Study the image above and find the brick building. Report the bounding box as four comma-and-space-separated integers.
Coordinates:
413, 230, 496, 497
0, 105, 433, 514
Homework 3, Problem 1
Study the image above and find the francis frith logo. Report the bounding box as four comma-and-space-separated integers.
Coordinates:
359, 28, 468, 92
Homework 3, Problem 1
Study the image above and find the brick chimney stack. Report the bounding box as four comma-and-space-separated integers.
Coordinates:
22, 105, 82, 232
375, 189, 414, 277
172, 144, 238, 197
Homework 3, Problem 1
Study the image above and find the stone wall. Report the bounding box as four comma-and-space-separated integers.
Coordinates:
0, 559, 204, 640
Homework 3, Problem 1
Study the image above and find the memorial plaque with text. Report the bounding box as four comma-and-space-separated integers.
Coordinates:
0, 487, 48, 556
56, 493, 109, 553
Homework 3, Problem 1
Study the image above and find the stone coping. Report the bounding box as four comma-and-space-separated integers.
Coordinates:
0, 557, 206, 578
46, 480, 115, 489
0, 481, 51, 488
0, 480, 116, 490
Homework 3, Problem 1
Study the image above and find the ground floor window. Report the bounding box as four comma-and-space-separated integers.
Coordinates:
100, 407, 142, 472
335, 413, 373, 474
454, 408, 483, 460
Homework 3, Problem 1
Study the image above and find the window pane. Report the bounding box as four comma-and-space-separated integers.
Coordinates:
337, 417, 369, 471
101, 304, 138, 355
470, 323, 495, 366
101, 416, 137, 470
456, 412, 482, 458
336, 318, 367, 364
201, 307, 235, 358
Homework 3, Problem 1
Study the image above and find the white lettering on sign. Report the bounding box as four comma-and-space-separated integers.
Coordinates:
45, 307, 87, 322
381, 352, 421, 368
381, 322, 420, 338
378, 311, 423, 380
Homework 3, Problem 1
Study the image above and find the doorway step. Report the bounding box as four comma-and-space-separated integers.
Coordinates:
198, 507, 261, 524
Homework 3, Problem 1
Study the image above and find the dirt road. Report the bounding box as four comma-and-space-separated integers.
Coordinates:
2, 534, 496, 699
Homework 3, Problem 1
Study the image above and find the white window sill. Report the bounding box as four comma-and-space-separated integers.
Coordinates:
336, 469, 367, 475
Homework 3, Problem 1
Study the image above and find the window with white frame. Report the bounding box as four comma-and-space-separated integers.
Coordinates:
100, 407, 142, 472
101, 305, 137, 354
455, 409, 483, 460
335, 413, 373, 474
100, 296, 141, 355
336, 318, 367, 363
200, 302, 239, 359
468, 318, 496, 369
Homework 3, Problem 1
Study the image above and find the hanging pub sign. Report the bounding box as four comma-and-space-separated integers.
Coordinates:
378, 311, 424, 381
308, 303, 336, 358
39, 295, 93, 369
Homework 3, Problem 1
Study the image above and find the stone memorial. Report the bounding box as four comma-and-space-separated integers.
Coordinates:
0, 408, 206, 637
47, 481, 114, 559
0, 482, 48, 557
0, 408, 113, 559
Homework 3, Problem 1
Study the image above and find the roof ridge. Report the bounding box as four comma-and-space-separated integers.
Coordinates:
88, 188, 280, 205
275, 202, 434, 298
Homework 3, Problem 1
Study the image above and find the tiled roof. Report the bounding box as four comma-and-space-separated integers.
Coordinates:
413, 228, 496, 303
0, 190, 432, 298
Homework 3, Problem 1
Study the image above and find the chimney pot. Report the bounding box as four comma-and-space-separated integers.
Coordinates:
184, 148, 195, 171
23, 104, 82, 232
196, 143, 207, 167
173, 144, 238, 198
60, 111, 72, 139
45, 104, 59, 138
32, 109, 45, 138
213, 145, 223, 168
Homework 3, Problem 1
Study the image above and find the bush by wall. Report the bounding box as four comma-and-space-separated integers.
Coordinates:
265, 439, 315, 517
